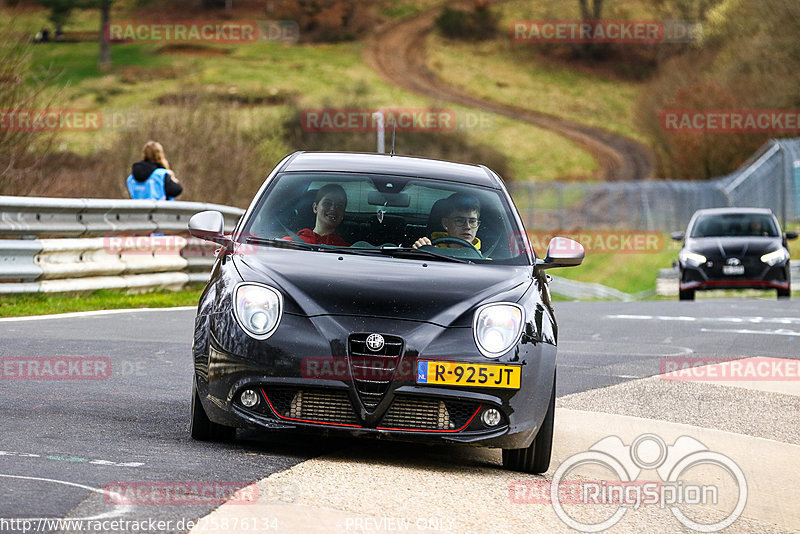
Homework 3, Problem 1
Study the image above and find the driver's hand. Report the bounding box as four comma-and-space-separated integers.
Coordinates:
412, 237, 432, 249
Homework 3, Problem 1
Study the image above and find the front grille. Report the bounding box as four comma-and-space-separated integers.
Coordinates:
379, 396, 480, 431
349, 334, 404, 411
262, 388, 360, 426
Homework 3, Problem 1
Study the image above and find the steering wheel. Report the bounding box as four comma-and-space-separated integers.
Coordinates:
430, 237, 482, 258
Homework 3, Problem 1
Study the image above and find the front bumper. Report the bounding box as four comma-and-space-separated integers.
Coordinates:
679, 261, 790, 291
193, 313, 557, 450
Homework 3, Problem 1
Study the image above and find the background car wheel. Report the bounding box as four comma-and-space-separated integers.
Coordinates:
190, 380, 236, 442
679, 289, 695, 301
502, 373, 555, 474
778, 287, 791, 299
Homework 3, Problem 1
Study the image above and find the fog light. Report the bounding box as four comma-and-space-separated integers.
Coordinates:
481, 408, 501, 427
240, 389, 259, 408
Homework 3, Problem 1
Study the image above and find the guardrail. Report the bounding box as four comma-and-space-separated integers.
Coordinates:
0, 196, 244, 294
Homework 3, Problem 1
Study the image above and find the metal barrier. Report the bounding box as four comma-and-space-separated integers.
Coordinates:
510, 138, 800, 232
0, 197, 244, 293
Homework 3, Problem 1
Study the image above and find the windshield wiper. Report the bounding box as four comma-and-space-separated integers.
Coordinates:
368, 246, 472, 263
243, 236, 321, 251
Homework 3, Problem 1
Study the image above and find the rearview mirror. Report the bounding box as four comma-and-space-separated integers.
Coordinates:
670, 231, 685, 241
786, 231, 798, 240
538, 237, 584, 269
188, 210, 231, 246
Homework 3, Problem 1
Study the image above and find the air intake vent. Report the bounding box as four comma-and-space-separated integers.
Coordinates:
263, 388, 360, 426
379, 397, 480, 431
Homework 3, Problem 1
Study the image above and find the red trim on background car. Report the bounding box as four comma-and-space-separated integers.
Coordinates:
681, 280, 789, 290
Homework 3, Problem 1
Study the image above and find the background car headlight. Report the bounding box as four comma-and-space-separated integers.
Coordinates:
473, 303, 524, 359
761, 248, 790, 266
679, 250, 707, 267
233, 283, 283, 340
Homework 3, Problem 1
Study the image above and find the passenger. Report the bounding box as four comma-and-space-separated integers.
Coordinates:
296, 184, 351, 246
412, 193, 481, 250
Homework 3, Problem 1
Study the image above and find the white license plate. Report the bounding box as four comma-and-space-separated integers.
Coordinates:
722, 265, 745, 275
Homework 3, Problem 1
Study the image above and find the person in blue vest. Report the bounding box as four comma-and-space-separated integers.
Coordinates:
126, 141, 183, 200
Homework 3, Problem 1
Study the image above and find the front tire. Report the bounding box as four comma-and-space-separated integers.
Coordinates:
502, 373, 556, 474
778, 287, 791, 299
679, 288, 695, 301
190, 379, 236, 442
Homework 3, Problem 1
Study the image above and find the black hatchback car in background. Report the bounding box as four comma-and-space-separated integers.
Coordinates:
187, 151, 584, 474
672, 207, 797, 300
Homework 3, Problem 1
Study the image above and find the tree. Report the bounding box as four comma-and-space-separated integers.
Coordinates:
36, 0, 114, 69
97, 0, 111, 69
38, 0, 73, 33
577, 0, 604, 20
0, 21, 60, 195
577, 0, 605, 59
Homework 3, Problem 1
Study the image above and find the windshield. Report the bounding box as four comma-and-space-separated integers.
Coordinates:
690, 213, 780, 238
238, 172, 531, 265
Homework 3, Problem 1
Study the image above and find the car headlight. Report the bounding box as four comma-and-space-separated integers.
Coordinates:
761, 248, 790, 266
233, 283, 283, 340
679, 250, 707, 267
473, 303, 525, 359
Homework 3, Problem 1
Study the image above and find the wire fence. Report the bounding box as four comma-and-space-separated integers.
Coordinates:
509, 138, 800, 232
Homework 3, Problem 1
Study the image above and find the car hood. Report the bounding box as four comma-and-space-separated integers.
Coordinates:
232, 247, 532, 326
684, 237, 784, 259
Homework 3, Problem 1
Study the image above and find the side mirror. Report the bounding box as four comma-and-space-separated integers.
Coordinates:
538, 237, 584, 269
785, 231, 798, 240
670, 231, 685, 241
188, 210, 231, 246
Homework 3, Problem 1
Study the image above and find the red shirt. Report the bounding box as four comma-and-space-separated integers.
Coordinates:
296, 228, 351, 246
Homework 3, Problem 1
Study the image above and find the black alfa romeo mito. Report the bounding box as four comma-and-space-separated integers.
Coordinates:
188, 152, 583, 473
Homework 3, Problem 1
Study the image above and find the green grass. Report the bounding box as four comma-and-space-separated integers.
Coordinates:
379, 0, 447, 20
552, 234, 681, 295
0, 286, 203, 318
427, 36, 644, 142
426, 0, 663, 142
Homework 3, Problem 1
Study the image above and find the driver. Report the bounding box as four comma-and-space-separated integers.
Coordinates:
412, 193, 481, 251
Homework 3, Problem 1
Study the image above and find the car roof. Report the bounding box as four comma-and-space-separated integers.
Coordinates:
280, 151, 501, 188
692, 207, 775, 216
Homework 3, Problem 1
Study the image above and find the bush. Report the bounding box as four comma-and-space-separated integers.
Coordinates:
35, 97, 289, 207
635, 0, 800, 180
0, 20, 61, 196
268, 0, 376, 42
435, 5, 498, 41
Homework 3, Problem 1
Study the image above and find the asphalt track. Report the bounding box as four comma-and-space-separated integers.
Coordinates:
0, 299, 797, 533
